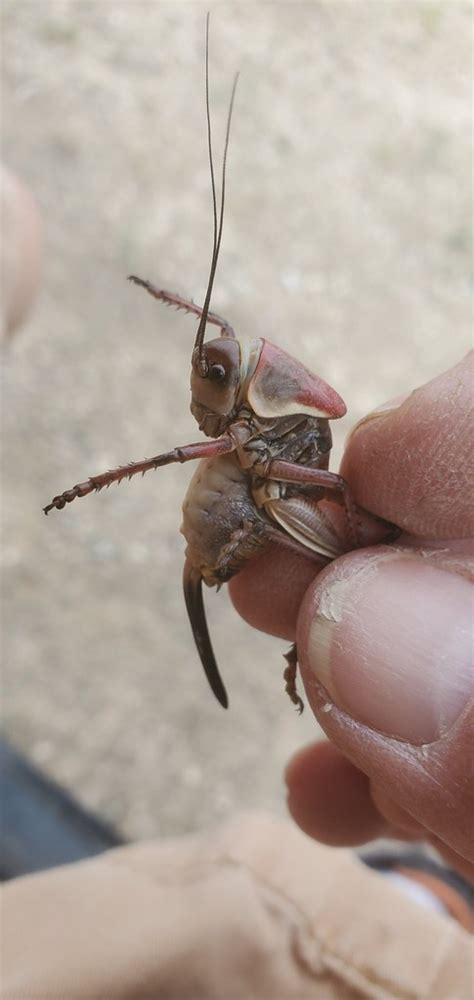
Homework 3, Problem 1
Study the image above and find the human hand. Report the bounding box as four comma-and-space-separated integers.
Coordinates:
1, 165, 41, 338
230, 354, 473, 881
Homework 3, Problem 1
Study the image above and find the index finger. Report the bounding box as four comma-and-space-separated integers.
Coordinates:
340, 353, 473, 539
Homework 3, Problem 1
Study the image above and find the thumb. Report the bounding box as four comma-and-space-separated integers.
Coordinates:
297, 547, 474, 864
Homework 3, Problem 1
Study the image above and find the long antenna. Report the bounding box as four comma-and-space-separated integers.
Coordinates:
204, 11, 218, 316
194, 14, 239, 372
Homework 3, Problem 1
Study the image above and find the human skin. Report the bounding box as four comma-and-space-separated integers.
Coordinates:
1, 166, 41, 337
230, 354, 474, 881
5, 172, 472, 879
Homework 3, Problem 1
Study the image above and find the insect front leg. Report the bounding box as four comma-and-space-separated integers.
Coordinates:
43, 435, 235, 514
264, 459, 360, 547
128, 276, 236, 338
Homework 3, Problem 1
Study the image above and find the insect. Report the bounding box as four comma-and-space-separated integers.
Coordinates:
44, 18, 395, 712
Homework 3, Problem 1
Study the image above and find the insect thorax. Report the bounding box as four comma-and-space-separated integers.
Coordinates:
231, 410, 332, 472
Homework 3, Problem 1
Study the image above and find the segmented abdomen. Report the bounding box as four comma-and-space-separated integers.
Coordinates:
181, 453, 267, 586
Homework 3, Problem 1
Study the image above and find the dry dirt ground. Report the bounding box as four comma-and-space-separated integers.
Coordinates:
2, 1, 472, 840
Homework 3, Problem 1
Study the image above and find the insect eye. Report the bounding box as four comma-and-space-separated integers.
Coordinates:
208, 363, 226, 382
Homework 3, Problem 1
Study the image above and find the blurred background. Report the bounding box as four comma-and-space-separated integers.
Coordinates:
2, 1, 472, 841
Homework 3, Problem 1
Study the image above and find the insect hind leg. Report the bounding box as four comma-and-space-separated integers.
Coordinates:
283, 644, 304, 714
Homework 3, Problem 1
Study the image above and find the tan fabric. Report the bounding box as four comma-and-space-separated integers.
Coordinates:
1, 813, 472, 1000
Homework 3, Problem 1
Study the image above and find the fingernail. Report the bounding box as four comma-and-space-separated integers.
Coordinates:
346, 393, 409, 445
305, 555, 473, 744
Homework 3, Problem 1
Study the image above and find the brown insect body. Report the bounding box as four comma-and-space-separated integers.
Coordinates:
44, 20, 396, 711
182, 401, 335, 587
183, 351, 337, 585
179, 327, 395, 709
44, 313, 393, 711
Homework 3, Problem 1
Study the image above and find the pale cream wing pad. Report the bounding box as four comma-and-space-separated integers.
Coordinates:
263, 495, 352, 561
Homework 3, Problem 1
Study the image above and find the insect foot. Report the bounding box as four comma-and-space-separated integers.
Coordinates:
283, 645, 304, 714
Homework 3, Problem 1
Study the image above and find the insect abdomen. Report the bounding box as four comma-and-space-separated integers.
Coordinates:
181, 453, 267, 585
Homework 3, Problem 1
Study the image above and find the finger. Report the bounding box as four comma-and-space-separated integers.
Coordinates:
228, 536, 472, 641
1, 166, 42, 337
286, 742, 428, 845
228, 509, 394, 640
228, 546, 320, 640
428, 838, 474, 884
340, 353, 474, 538
285, 741, 387, 845
296, 548, 474, 864
369, 782, 427, 838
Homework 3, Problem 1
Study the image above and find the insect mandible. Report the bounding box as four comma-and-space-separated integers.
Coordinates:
44, 18, 395, 712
